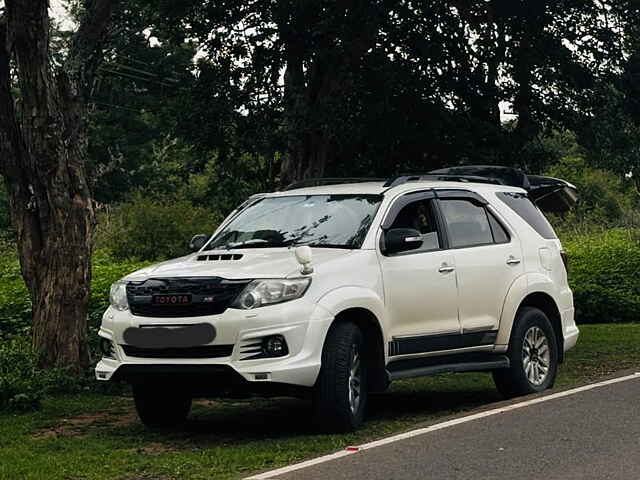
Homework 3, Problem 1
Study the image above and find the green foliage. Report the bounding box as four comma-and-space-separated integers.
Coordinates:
95, 191, 222, 262
0, 336, 43, 411
0, 245, 32, 336
546, 157, 639, 228
561, 229, 640, 324
0, 335, 101, 412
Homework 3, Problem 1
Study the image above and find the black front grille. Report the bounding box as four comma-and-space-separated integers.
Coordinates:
129, 303, 227, 318
126, 277, 250, 318
122, 344, 234, 359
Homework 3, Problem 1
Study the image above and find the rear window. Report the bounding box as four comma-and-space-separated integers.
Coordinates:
496, 192, 557, 239
439, 199, 494, 248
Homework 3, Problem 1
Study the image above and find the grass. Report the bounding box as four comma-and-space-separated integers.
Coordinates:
1, 323, 639, 480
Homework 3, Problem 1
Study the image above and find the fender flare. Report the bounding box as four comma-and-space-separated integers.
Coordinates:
496, 272, 560, 347
316, 286, 388, 341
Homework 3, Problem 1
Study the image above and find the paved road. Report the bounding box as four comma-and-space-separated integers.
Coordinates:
272, 374, 640, 480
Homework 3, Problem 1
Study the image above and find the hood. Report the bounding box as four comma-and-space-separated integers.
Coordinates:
124, 248, 355, 280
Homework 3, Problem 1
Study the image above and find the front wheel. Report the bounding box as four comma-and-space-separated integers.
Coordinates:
132, 383, 192, 428
493, 307, 559, 398
313, 322, 368, 432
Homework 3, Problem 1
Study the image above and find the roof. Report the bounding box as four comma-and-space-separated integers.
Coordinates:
267, 180, 527, 197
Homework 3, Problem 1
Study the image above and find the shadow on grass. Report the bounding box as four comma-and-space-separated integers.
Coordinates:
109, 376, 503, 447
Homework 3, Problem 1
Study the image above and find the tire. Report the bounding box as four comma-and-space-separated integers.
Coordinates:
132, 383, 192, 428
313, 322, 368, 432
493, 307, 559, 399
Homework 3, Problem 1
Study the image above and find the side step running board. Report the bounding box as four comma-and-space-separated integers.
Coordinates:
387, 356, 510, 381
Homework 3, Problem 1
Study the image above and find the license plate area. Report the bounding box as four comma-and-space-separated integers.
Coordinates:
123, 322, 216, 348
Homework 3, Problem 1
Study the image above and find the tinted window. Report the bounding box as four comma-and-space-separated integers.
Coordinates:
439, 200, 493, 248
487, 211, 510, 243
496, 192, 557, 239
388, 199, 440, 252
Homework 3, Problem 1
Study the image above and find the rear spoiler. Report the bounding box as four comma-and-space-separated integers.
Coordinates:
428, 166, 578, 213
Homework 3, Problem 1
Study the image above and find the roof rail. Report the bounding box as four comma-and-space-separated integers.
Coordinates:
283, 177, 385, 191
383, 174, 503, 189
429, 166, 529, 189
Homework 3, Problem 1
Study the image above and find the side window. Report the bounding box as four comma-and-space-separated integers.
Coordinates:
496, 192, 557, 239
487, 211, 510, 244
388, 199, 441, 252
439, 199, 493, 248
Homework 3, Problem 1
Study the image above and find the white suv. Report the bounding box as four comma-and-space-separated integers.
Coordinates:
96, 166, 579, 432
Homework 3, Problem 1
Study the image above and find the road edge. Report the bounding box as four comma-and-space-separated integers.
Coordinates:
245, 371, 640, 480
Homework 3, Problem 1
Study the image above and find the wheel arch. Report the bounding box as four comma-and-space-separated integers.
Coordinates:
326, 306, 389, 393
518, 292, 564, 362
498, 274, 565, 362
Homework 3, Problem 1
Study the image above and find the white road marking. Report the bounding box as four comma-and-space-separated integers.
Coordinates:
245, 372, 640, 479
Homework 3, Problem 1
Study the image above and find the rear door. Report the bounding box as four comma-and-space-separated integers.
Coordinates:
436, 190, 523, 337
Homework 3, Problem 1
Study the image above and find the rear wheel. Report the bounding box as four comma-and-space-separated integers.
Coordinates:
313, 322, 368, 432
132, 383, 192, 428
493, 307, 559, 398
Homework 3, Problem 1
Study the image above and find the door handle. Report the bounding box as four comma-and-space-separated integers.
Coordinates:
438, 264, 455, 273
506, 256, 521, 265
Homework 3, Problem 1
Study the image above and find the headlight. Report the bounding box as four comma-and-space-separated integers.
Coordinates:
109, 280, 129, 311
232, 278, 311, 309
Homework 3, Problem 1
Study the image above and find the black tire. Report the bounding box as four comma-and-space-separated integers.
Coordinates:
132, 383, 192, 428
493, 306, 559, 399
313, 322, 368, 432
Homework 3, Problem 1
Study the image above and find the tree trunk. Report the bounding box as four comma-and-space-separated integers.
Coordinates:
277, 0, 381, 188
0, 0, 115, 371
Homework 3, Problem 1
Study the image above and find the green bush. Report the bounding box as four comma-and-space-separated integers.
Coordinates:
0, 246, 32, 336
0, 336, 45, 411
561, 229, 640, 324
546, 157, 639, 229
0, 335, 99, 412
95, 191, 223, 261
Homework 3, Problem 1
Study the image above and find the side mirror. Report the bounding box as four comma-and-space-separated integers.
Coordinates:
190, 234, 210, 252
384, 228, 423, 255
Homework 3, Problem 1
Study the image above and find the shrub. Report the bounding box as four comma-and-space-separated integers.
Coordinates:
546, 157, 639, 229
0, 335, 100, 412
0, 336, 44, 411
561, 228, 640, 324
95, 191, 223, 261
0, 245, 32, 336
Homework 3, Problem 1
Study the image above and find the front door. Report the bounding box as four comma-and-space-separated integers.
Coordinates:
378, 192, 460, 356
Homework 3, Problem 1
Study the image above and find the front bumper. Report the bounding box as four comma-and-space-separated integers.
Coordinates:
95, 301, 334, 388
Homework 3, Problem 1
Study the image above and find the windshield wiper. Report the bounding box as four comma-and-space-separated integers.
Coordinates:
307, 243, 354, 249
289, 241, 354, 249
224, 239, 289, 250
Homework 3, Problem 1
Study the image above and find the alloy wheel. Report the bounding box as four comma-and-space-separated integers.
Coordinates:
348, 343, 362, 414
522, 326, 551, 386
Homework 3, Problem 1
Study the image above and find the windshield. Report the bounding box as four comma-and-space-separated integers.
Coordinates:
206, 194, 382, 250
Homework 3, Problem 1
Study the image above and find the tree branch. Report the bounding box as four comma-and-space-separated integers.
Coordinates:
5, 0, 51, 125
67, 0, 117, 97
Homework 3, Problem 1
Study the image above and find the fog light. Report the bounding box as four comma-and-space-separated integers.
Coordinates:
99, 338, 116, 359
263, 335, 288, 357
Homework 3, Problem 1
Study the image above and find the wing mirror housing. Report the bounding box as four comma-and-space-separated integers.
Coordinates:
383, 228, 423, 255
190, 234, 210, 252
